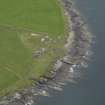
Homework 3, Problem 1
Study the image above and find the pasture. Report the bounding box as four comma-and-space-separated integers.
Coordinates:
0, 0, 65, 95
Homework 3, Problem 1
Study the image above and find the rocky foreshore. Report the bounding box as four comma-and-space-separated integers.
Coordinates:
0, 0, 93, 105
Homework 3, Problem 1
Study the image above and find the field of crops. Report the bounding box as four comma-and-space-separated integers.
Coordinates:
0, 0, 65, 95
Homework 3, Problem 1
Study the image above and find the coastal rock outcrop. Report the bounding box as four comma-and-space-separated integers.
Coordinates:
0, 0, 93, 105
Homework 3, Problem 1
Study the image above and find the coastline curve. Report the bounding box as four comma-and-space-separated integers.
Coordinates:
0, 0, 93, 105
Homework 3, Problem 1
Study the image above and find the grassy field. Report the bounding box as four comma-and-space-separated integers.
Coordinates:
0, 0, 65, 35
0, 0, 65, 95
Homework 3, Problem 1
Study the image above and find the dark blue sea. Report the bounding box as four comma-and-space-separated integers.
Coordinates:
38, 0, 105, 104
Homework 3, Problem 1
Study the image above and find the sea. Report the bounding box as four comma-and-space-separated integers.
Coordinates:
37, 0, 105, 105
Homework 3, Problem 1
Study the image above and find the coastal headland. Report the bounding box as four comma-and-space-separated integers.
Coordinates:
0, 0, 93, 105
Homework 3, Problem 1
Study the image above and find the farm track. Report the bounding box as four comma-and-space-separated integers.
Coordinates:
0, 24, 51, 37
4, 66, 23, 80
0, 24, 37, 33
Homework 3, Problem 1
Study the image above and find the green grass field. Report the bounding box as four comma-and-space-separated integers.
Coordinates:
0, 0, 65, 95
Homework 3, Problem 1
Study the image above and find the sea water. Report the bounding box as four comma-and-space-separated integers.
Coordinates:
38, 0, 105, 105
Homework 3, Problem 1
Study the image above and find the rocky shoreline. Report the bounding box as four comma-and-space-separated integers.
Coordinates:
0, 0, 93, 105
